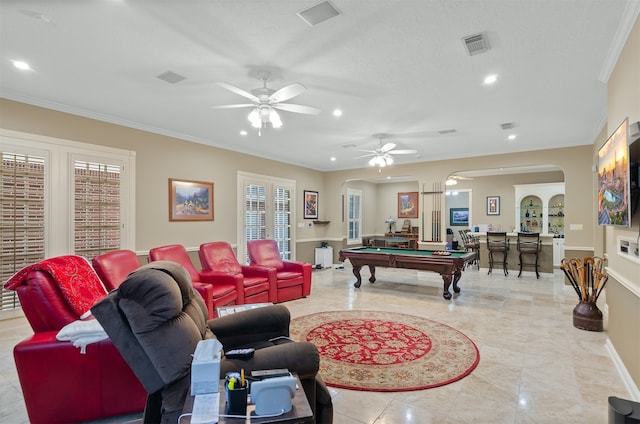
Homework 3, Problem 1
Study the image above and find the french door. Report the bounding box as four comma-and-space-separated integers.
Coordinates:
237, 172, 295, 264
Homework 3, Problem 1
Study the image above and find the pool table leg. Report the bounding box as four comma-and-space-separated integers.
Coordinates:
352, 266, 363, 288
352, 265, 376, 288
442, 270, 463, 300
442, 275, 453, 300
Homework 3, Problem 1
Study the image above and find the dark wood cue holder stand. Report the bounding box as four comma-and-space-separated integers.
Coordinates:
572, 301, 603, 332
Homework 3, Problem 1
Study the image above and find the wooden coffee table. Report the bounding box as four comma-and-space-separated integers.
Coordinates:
180, 374, 313, 423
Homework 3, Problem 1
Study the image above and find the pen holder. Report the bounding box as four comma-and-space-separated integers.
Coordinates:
226, 386, 247, 416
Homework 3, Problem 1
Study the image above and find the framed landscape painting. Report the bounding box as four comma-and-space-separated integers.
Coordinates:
398, 192, 418, 218
450, 208, 469, 226
169, 178, 214, 221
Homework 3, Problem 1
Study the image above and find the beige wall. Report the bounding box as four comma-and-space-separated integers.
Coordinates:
326, 145, 594, 250
603, 16, 640, 391
0, 98, 596, 256
0, 100, 325, 254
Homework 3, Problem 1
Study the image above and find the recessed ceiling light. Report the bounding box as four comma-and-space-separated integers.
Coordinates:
330, 156, 336, 161
12, 60, 31, 70
333, 109, 342, 117
484, 74, 497, 84
240, 130, 247, 136
508, 134, 517, 140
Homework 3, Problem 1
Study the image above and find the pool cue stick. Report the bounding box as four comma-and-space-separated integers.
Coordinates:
421, 184, 425, 242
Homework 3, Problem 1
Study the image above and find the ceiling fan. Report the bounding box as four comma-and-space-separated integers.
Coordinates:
355, 134, 417, 171
446, 175, 474, 186
213, 72, 320, 133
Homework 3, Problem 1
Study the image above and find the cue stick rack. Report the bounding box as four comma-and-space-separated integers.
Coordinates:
421, 182, 443, 242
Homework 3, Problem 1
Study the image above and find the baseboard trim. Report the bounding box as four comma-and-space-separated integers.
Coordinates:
606, 337, 640, 401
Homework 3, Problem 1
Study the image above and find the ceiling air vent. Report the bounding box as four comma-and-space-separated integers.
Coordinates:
156, 71, 186, 84
438, 129, 457, 135
462, 32, 489, 56
298, 1, 341, 26
500, 122, 516, 130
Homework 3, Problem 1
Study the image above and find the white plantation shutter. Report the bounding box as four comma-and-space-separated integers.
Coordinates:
0, 152, 46, 310
245, 183, 267, 244
273, 186, 292, 260
73, 160, 122, 259
347, 188, 362, 244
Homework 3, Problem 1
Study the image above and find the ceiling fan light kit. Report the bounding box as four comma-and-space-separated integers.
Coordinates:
247, 106, 282, 129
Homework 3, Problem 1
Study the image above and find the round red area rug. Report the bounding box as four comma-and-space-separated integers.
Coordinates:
290, 310, 480, 392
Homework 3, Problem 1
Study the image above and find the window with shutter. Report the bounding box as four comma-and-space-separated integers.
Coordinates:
0, 130, 135, 313
0, 152, 46, 311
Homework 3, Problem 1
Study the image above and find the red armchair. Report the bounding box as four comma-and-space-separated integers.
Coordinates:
92, 249, 142, 291
246, 239, 312, 303
148, 244, 241, 317
3, 255, 146, 424
199, 241, 275, 304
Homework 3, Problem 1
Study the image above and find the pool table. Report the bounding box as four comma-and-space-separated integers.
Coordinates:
339, 247, 476, 299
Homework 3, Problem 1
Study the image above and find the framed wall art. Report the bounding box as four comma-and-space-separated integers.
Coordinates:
487, 196, 500, 216
450, 208, 469, 226
397, 192, 418, 218
304, 190, 319, 219
169, 178, 214, 221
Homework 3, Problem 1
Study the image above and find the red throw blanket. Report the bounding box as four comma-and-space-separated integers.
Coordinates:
4, 255, 107, 316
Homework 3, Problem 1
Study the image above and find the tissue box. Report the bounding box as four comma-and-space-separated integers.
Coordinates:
191, 338, 222, 395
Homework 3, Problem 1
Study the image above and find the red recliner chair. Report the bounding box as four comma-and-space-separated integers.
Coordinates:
94, 249, 216, 318
246, 239, 312, 303
199, 241, 276, 304
148, 244, 241, 317
91, 249, 143, 291
3, 255, 146, 424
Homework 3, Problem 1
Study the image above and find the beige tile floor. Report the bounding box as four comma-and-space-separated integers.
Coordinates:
0, 263, 632, 423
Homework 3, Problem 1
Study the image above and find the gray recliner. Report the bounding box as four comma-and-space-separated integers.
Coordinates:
91, 261, 332, 423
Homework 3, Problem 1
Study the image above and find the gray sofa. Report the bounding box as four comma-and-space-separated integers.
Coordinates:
91, 261, 332, 423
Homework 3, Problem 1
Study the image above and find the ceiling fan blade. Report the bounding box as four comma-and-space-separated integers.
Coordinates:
216, 82, 260, 102
211, 104, 256, 109
354, 153, 376, 159
273, 103, 321, 115
269, 83, 306, 103
388, 149, 418, 155
380, 142, 396, 153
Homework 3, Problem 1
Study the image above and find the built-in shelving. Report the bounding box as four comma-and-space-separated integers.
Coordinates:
515, 183, 565, 237
520, 196, 543, 233
547, 194, 565, 236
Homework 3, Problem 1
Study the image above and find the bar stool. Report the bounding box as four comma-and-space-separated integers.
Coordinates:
459, 229, 480, 269
517, 232, 542, 278
487, 232, 509, 275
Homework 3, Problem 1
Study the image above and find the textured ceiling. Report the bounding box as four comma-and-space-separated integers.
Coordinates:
1, 1, 638, 171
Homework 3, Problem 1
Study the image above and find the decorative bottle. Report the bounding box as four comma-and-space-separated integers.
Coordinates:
525, 209, 530, 218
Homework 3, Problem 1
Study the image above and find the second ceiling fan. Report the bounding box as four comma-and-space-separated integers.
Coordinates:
356, 134, 418, 171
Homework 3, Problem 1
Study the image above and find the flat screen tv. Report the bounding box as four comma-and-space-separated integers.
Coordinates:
629, 129, 640, 225
597, 118, 630, 226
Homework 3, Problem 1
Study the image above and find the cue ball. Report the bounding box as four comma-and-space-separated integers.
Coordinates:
377, 248, 380, 251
